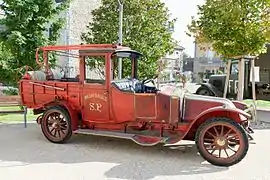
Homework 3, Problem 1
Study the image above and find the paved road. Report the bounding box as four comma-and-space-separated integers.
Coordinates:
257, 110, 270, 123
0, 123, 270, 180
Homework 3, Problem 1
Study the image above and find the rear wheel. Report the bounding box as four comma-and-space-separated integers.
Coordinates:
41, 106, 72, 144
195, 118, 249, 167
196, 86, 213, 96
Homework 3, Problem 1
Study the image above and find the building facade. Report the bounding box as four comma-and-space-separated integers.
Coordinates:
0, 0, 101, 78
160, 45, 185, 82
55, 0, 101, 78
193, 42, 225, 73
193, 41, 225, 81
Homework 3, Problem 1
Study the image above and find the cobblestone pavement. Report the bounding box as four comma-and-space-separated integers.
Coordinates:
0, 122, 270, 180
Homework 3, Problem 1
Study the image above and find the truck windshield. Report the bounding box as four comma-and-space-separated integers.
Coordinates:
111, 50, 142, 80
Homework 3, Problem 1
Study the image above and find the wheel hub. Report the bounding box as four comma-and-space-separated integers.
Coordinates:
52, 122, 59, 129
216, 137, 226, 147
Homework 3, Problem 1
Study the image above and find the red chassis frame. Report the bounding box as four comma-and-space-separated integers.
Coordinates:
19, 44, 254, 167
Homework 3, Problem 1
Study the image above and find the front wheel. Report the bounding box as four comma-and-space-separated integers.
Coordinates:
195, 117, 249, 167
41, 106, 72, 144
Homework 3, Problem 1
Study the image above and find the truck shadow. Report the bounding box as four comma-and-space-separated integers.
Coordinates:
0, 123, 228, 179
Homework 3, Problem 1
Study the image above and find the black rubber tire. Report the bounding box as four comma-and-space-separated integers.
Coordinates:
196, 86, 213, 96
195, 117, 249, 167
41, 106, 72, 144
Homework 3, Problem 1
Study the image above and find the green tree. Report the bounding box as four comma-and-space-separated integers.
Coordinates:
187, 0, 269, 57
0, 0, 71, 85
187, 0, 269, 100
81, 0, 176, 79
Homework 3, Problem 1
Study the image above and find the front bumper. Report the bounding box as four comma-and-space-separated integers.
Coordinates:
242, 104, 256, 141
244, 103, 257, 122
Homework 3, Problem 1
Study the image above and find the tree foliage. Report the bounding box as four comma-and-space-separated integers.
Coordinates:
81, 0, 176, 79
187, 0, 270, 58
0, 0, 70, 85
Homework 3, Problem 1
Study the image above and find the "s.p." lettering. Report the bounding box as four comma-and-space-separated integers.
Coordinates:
89, 103, 102, 112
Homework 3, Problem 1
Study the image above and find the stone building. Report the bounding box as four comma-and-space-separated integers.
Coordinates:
0, 0, 101, 78
160, 45, 185, 82
55, 0, 101, 77
193, 41, 225, 81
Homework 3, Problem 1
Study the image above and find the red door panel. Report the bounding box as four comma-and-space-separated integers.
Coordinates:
82, 84, 109, 122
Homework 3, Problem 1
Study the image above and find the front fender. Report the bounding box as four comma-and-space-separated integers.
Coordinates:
195, 106, 251, 122
231, 100, 248, 110
183, 106, 251, 140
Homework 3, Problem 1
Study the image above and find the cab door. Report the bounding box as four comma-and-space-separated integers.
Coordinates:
80, 54, 110, 122
82, 84, 109, 121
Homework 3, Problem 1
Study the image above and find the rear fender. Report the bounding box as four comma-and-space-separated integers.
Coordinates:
197, 83, 223, 97
44, 100, 79, 131
183, 106, 251, 140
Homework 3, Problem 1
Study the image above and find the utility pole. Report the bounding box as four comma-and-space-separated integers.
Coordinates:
117, 0, 123, 79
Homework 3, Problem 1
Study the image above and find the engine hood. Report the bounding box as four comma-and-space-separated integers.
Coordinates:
184, 93, 236, 108
159, 85, 235, 108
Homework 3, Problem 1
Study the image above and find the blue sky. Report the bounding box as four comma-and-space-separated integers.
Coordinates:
162, 0, 206, 57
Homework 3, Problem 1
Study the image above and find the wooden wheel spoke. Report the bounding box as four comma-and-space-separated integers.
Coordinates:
224, 129, 233, 137
57, 129, 62, 138
205, 142, 215, 149
209, 148, 217, 155
228, 134, 238, 140
218, 149, 221, 158
48, 118, 54, 124
220, 126, 224, 136
60, 129, 66, 135
204, 138, 215, 142
206, 131, 216, 138
228, 146, 237, 153
229, 138, 239, 145
53, 129, 58, 137
59, 121, 67, 125
213, 127, 219, 136
60, 125, 67, 130
224, 148, 229, 158
49, 127, 55, 134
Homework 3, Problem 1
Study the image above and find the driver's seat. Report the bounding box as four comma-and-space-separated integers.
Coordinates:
111, 79, 141, 93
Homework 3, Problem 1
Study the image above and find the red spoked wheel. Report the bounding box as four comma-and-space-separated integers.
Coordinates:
195, 118, 249, 167
41, 106, 72, 144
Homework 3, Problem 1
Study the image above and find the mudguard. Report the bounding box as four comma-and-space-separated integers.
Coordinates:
196, 83, 223, 97
40, 99, 79, 131
182, 106, 251, 141
194, 106, 251, 122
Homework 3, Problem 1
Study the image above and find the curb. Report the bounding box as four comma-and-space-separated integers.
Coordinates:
257, 108, 270, 112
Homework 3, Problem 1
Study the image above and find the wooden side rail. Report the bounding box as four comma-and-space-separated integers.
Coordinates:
0, 95, 27, 128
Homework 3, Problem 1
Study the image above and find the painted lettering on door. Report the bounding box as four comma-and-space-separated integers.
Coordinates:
89, 103, 103, 112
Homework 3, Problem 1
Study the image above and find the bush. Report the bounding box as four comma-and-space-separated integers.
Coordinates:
2, 88, 18, 96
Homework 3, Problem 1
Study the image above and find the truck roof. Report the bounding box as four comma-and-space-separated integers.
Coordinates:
37, 44, 143, 59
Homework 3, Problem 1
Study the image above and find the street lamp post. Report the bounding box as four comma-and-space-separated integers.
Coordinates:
117, 0, 123, 79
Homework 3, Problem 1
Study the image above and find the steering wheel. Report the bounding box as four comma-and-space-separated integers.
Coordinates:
141, 77, 158, 93
142, 78, 155, 86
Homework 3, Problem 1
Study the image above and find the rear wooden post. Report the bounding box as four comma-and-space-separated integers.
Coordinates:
24, 106, 27, 128
251, 58, 257, 122
237, 58, 245, 100
223, 60, 231, 98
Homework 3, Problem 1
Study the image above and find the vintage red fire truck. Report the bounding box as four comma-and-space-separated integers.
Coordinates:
18, 44, 255, 167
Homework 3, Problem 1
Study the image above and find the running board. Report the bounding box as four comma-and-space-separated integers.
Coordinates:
74, 129, 168, 146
